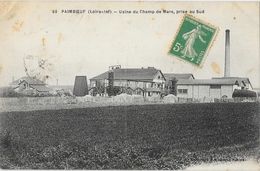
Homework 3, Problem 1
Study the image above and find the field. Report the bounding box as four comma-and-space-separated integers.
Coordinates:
0, 102, 259, 169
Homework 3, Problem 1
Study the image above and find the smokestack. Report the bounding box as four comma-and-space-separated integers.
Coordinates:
224, 29, 230, 77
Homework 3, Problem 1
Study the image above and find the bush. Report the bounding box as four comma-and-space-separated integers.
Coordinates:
107, 86, 121, 96
163, 94, 178, 103
232, 89, 257, 98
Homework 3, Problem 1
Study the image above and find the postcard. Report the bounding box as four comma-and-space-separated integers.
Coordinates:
0, 1, 259, 170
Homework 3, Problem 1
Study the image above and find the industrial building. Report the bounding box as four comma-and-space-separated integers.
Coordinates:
89, 29, 253, 99
176, 78, 250, 99
90, 67, 166, 96
174, 29, 253, 99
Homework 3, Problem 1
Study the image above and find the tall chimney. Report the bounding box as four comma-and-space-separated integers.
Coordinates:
224, 29, 230, 77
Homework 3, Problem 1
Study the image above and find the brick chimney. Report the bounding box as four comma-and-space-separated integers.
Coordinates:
224, 29, 230, 77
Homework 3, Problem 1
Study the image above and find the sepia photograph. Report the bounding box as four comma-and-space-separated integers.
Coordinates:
0, 1, 259, 170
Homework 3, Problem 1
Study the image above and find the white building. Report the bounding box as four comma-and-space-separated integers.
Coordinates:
176, 78, 252, 99
90, 67, 166, 96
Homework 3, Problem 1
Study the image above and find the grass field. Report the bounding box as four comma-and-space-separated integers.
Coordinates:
0, 102, 259, 169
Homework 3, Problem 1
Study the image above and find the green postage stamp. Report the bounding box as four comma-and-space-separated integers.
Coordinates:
169, 15, 218, 66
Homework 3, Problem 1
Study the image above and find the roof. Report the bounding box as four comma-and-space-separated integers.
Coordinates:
164, 73, 194, 85
164, 73, 194, 80
11, 76, 46, 86
90, 67, 165, 81
177, 79, 239, 85
29, 85, 52, 92
212, 77, 252, 88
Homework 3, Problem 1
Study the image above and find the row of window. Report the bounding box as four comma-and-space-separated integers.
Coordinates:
92, 81, 223, 94
210, 85, 221, 89
92, 81, 165, 88
178, 89, 188, 94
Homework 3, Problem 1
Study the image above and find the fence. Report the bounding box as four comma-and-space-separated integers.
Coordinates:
1, 95, 259, 112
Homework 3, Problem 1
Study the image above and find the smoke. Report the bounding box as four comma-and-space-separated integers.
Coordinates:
23, 54, 57, 83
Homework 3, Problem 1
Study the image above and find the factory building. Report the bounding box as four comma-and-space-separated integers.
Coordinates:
176, 79, 249, 99
89, 30, 254, 99
89, 66, 166, 96
166, 29, 253, 99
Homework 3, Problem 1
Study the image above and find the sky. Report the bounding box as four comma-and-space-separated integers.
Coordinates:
0, 1, 259, 88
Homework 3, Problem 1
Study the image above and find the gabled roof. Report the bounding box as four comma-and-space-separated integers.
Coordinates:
164, 73, 195, 80
212, 77, 252, 88
177, 79, 239, 85
90, 67, 165, 81
10, 76, 46, 86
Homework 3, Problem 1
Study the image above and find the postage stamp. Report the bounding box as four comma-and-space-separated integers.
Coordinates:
169, 14, 218, 66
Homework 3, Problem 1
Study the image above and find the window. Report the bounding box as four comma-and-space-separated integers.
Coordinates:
158, 75, 161, 79
210, 85, 221, 89
178, 89, 188, 94
104, 80, 109, 87
146, 83, 151, 88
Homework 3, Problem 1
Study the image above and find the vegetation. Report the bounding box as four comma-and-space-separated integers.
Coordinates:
0, 102, 259, 169
107, 86, 121, 96
232, 89, 257, 98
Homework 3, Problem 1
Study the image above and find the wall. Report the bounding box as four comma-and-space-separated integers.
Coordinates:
176, 85, 193, 98
221, 85, 233, 98
177, 85, 212, 99
193, 85, 199, 98
198, 85, 210, 98
209, 87, 221, 98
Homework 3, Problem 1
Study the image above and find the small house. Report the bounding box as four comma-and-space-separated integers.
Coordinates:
10, 76, 52, 96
